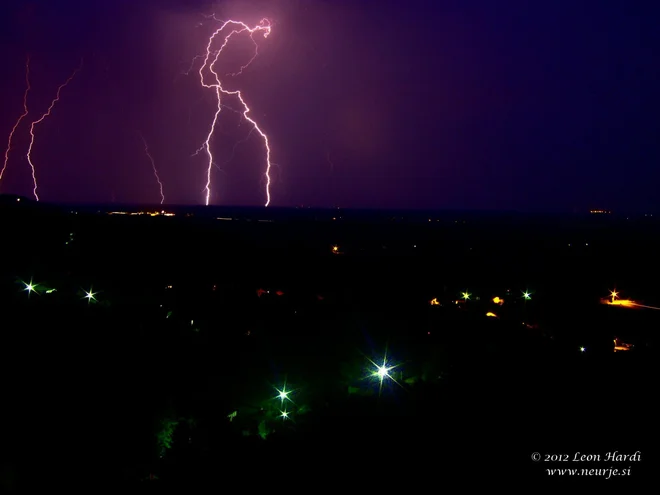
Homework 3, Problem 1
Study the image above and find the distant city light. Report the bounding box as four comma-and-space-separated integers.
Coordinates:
376, 365, 391, 380
462, 291, 470, 300
24, 281, 37, 294
522, 291, 532, 300
275, 386, 291, 403
83, 289, 97, 303
366, 352, 402, 395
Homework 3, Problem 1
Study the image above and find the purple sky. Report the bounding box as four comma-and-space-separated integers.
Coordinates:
0, 0, 658, 211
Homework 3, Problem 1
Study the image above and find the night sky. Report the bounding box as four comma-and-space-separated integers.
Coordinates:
0, 0, 658, 211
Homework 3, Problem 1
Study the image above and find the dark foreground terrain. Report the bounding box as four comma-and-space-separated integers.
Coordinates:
1, 197, 658, 488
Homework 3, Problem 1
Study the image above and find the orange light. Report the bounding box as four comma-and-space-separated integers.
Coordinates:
430, 298, 440, 306
608, 299, 635, 307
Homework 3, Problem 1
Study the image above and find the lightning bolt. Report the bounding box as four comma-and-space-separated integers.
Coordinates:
217, 127, 255, 169
197, 18, 274, 207
26, 61, 82, 201
0, 56, 31, 187
226, 33, 262, 78
326, 150, 335, 175
202, 127, 258, 182
174, 53, 210, 84
137, 132, 165, 204
190, 102, 244, 158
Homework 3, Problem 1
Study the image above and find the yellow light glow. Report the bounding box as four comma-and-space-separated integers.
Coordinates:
608, 299, 635, 307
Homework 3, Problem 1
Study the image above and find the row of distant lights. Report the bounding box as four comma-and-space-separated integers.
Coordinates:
434, 290, 589, 354
22, 279, 97, 303
17, 278, 596, 355
453, 290, 532, 301
22, 281, 536, 305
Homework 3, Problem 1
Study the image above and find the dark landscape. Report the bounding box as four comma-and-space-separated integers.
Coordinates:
1, 195, 657, 488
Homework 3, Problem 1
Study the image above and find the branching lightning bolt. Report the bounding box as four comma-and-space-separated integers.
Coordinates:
0, 56, 31, 187
196, 128, 256, 183
26, 61, 83, 201
190, 102, 244, 158
197, 18, 274, 206
226, 33, 261, 78
175, 53, 212, 83
137, 132, 165, 204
